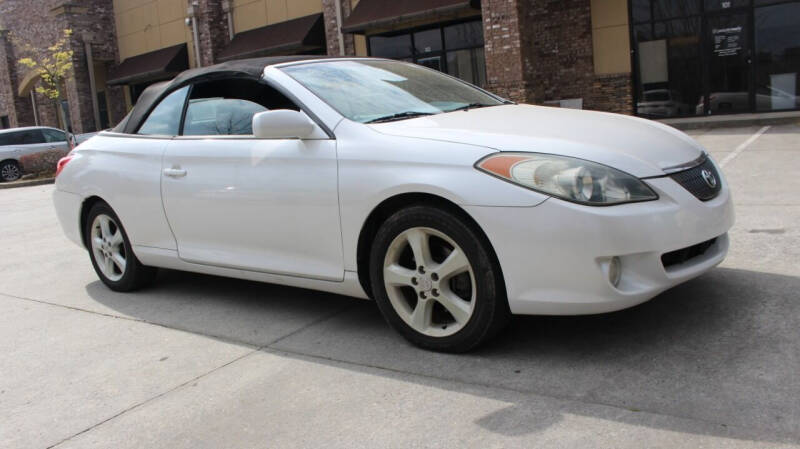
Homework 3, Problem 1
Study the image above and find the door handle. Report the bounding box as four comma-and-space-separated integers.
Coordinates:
163, 167, 187, 178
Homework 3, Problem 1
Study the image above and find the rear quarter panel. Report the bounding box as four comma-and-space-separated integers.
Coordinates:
56, 133, 177, 250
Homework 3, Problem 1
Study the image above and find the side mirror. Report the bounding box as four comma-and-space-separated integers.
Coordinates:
252, 110, 315, 139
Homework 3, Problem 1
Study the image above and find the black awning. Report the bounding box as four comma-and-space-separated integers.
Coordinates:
217, 13, 326, 62
342, 0, 481, 34
108, 44, 189, 86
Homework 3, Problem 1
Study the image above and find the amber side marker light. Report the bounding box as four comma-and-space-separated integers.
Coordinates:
477, 155, 529, 179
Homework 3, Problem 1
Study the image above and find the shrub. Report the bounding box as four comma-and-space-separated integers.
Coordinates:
18, 148, 69, 177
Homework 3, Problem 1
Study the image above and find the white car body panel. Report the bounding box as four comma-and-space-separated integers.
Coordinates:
464, 168, 734, 315
332, 118, 549, 272
53, 58, 734, 316
56, 134, 177, 250
161, 135, 343, 281
371, 104, 705, 177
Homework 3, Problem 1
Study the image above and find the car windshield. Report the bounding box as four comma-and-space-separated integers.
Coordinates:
281, 60, 505, 123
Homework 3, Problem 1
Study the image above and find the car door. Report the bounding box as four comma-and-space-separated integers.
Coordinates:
160, 77, 344, 281
14, 129, 51, 157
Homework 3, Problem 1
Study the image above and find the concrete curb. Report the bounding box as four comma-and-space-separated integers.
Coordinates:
660, 111, 800, 130
0, 178, 55, 190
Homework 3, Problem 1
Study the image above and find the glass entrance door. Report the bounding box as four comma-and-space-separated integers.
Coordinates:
754, 2, 800, 112
704, 12, 752, 114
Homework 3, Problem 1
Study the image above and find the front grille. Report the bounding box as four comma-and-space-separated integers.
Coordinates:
669, 156, 722, 201
661, 238, 717, 268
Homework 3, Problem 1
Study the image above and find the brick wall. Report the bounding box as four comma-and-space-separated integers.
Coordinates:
481, 0, 528, 102
0, 0, 121, 132
590, 73, 633, 114
56, 1, 121, 133
520, 0, 596, 105
0, 31, 36, 128
481, 0, 632, 113
195, 0, 231, 67
0, 0, 62, 128
323, 0, 356, 56
33, 91, 60, 128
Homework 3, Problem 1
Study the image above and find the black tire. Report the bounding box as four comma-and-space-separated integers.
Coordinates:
0, 160, 21, 182
85, 202, 157, 291
370, 205, 509, 352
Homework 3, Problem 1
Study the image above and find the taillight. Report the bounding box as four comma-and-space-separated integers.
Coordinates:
56, 155, 73, 177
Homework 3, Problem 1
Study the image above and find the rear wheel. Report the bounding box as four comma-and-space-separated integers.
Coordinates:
370, 205, 509, 352
0, 160, 21, 182
85, 202, 156, 291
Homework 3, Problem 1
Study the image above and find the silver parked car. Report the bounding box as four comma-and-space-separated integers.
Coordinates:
0, 126, 74, 182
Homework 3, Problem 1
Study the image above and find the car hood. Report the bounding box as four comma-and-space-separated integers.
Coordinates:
369, 104, 705, 177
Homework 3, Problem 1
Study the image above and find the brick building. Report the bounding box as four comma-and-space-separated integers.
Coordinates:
1, 0, 798, 133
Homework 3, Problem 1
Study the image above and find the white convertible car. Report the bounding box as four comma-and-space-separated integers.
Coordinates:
53, 57, 734, 352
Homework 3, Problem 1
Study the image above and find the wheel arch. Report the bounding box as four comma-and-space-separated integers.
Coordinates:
355, 192, 506, 301
79, 195, 108, 249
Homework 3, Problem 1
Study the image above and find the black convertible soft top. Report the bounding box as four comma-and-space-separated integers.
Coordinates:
116, 55, 330, 134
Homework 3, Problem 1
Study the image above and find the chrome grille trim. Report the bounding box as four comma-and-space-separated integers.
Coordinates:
669, 156, 722, 201
661, 152, 708, 174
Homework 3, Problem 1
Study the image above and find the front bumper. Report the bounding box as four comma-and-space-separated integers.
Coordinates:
463, 172, 734, 315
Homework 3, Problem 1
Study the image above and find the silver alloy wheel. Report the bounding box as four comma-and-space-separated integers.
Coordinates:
383, 227, 476, 337
90, 214, 127, 282
1, 163, 20, 182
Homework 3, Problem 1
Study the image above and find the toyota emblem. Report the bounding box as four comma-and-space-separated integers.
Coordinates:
701, 169, 717, 188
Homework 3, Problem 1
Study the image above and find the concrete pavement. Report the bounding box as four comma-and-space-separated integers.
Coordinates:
1, 124, 798, 448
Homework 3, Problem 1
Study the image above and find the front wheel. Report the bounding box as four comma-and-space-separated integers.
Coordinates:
85, 202, 156, 291
370, 206, 509, 352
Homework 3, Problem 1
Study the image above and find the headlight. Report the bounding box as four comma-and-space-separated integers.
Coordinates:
476, 152, 658, 205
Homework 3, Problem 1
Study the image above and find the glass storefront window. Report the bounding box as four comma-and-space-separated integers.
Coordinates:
368, 19, 486, 87
446, 48, 486, 87
414, 29, 442, 54
444, 21, 484, 48
704, 0, 750, 10
635, 17, 703, 117
632, 0, 800, 116
755, 2, 800, 110
418, 56, 443, 71
632, 0, 652, 22
707, 13, 751, 114
369, 34, 412, 59
652, 0, 701, 19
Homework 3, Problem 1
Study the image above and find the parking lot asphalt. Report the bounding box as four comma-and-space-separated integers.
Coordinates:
1, 124, 799, 448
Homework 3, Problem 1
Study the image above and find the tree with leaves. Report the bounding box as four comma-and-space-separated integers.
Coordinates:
15, 29, 74, 130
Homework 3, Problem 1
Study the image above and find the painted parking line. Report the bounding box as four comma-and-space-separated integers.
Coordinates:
719, 126, 770, 168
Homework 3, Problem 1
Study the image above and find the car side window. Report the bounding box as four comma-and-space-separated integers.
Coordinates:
19, 130, 46, 145
138, 86, 190, 136
184, 98, 267, 136
42, 129, 67, 143
181, 78, 299, 136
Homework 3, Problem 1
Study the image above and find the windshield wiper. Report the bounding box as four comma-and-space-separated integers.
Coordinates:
446, 103, 498, 112
366, 111, 436, 124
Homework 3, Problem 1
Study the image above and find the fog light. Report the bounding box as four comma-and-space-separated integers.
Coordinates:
608, 256, 621, 287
